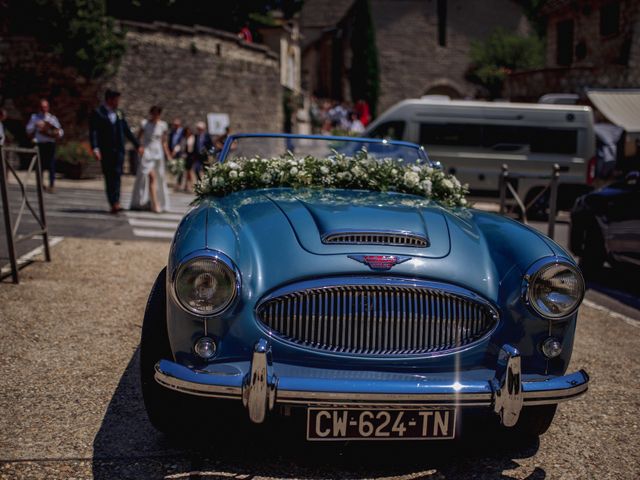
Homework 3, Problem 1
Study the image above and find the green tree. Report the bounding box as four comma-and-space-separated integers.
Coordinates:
469, 28, 544, 98
349, 0, 380, 117
9, 0, 125, 79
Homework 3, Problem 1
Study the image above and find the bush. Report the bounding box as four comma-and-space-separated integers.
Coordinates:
469, 28, 544, 98
56, 142, 94, 166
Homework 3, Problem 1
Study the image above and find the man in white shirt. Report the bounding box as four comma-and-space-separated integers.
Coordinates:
26, 99, 64, 192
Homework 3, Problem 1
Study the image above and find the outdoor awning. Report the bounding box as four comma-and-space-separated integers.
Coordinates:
587, 89, 640, 135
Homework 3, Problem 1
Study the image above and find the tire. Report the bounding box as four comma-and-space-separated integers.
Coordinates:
140, 267, 185, 435
510, 405, 557, 438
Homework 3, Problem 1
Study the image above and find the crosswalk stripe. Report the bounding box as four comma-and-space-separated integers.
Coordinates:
125, 211, 185, 221
128, 218, 180, 229
132, 228, 175, 239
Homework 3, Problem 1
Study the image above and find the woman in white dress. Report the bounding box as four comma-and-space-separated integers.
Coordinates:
130, 106, 171, 212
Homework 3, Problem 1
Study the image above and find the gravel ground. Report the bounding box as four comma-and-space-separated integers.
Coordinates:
0, 238, 638, 479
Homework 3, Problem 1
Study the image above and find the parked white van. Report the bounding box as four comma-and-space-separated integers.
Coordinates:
365, 98, 596, 212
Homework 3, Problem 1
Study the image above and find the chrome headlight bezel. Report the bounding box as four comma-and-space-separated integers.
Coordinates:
523, 258, 585, 320
171, 251, 240, 317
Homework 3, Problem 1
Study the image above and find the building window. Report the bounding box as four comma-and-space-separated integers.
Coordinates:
556, 19, 574, 66
600, 2, 620, 36
437, 0, 447, 47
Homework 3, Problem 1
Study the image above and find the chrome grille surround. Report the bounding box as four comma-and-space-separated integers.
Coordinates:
321, 230, 429, 248
256, 277, 498, 356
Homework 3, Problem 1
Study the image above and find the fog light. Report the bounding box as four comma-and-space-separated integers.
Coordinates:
541, 337, 562, 358
194, 336, 217, 359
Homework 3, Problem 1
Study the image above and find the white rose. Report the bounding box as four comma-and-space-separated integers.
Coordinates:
411, 165, 421, 173
403, 171, 420, 187
228, 161, 240, 170
420, 179, 433, 195
452, 177, 461, 188
459, 198, 467, 206
239, 171, 245, 178
228, 170, 238, 179
290, 167, 299, 176
260, 173, 272, 184
391, 169, 398, 175
320, 166, 329, 175
442, 178, 454, 190
249, 158, 257, 163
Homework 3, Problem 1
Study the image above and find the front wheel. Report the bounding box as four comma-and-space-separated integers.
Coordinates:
510, 405, 557, 438
140, 267, 186, 434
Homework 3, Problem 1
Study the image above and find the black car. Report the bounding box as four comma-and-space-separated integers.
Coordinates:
570, 172, 640, 272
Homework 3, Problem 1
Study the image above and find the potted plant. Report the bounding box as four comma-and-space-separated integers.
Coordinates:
56, 141, 97, 179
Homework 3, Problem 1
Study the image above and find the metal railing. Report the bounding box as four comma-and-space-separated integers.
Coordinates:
0, 146, 50, 283
498, 163, 560, 239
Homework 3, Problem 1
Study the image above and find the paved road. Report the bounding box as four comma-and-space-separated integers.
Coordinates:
0, 238, 638, 479
0, 181, 193, 269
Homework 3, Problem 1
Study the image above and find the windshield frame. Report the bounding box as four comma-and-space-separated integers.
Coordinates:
218, 133, 433, 165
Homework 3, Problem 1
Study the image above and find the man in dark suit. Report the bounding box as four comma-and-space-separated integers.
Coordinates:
89, 89, 141, 213
193, 121, 213, 179
167, 118, 184, 157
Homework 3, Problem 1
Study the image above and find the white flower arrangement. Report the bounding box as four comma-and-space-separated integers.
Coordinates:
195, 150, 468, 207
166, 157, 186, 176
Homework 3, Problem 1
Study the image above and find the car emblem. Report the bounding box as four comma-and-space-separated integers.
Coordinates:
348, 255, 411, 271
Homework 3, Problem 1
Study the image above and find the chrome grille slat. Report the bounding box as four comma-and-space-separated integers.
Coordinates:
257, 283, 496, 356
322, 231, 429, 248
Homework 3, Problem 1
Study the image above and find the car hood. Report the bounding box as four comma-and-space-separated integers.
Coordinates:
194, 188, 556, 303
266, 189, 450, 258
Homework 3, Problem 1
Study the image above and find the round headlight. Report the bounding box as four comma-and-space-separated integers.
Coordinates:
527, 262, 584, 319
174, 256, 238, 315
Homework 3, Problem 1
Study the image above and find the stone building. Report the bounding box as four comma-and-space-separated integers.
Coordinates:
0, 21, 283, 142
300, 0, 531, 114
505, 0, 640, 101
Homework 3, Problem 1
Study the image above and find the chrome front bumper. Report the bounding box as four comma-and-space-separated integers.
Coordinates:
154, 340, 589, 426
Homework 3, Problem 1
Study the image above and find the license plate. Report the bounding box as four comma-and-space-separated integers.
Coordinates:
306, 407, 456, 441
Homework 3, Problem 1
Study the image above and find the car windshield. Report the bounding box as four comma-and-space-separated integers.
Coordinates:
219, 134, 431, 165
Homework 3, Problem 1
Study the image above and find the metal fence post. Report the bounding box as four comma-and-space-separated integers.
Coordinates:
547, 163, 560, 239
498, 164, 508, 215
33, 147, 50, 261
0, 147, 19, 283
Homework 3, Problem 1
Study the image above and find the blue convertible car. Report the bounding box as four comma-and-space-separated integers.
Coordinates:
141, 134, 589, 441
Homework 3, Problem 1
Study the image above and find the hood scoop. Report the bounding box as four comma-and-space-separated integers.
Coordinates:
265, 190, 451, 259
322, 230, 429, 248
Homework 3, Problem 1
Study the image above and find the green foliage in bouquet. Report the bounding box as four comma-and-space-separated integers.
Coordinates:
195, 151, 468, 207
167, 157, 186, 177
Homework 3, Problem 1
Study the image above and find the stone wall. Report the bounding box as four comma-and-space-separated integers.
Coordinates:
113, 22, 283, 132
0, 21, 283, 142
370, 0, 530, 112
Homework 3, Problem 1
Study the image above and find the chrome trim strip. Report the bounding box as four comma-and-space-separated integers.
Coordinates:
321, 229, 429, 247
154, 362, 588, 407
154, 363, 242, 399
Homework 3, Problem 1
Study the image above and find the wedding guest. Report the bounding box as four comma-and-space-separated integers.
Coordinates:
89, 89, 140, 214
168, 118, 184, 157
193, 121, 213, 179
349, 112, 365, 134
180, 126, 196, 192
130, 105, 171, 213
26, 99, 64, 192
355, 99, 371, 127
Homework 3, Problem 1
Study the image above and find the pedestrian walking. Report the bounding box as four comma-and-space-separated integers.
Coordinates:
180, 126, 197, 192
89, 89, 141, 214
193, 121, 213, 180
130, 106, 171, 213
168, 118, 184, 157
26, 99, 64, 192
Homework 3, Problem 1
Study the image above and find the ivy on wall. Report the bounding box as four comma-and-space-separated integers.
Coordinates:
349, 0, 380, 117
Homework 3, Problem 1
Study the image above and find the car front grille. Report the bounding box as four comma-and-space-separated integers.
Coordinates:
322, 231, 428, 247
256, 280, 497, 356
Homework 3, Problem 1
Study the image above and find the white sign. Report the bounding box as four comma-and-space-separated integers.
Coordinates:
207, 113, 230, 135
